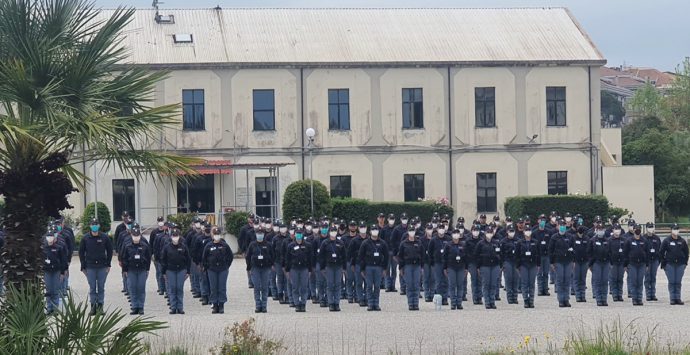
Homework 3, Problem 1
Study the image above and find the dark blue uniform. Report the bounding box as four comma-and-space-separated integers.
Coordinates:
160, 241, 191, 313
659, 235, 689, 304
607, 235, 626, 301
121, 241, 152, 312
285, 240, 313, 311
548, 231, 574, 306
474, 237, 501, 308
358, 237, 389, 310
571, 233, 589, 301
78, 232, 113, 308
428, 234, 449, 303
398, 238, 424, 309
201, 239, 234, 311
500, 236, 519, 303
588, 232, 610, 305
246, 240, 274, 311
43, 241, 68, 312
516, 237, 540, 307
624, 236, 649, 304
443, 240, 468, 309
318, 238, 347, 310
644, 232, 662, 300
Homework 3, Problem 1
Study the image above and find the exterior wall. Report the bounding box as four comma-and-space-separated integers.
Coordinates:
601, 128, 623, 165
526, 151, 591, 195
603, 166, 655, 223
381, 153, 448, 201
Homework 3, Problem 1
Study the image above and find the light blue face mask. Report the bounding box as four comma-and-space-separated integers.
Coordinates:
321, 228, 328, 235
559, 226, 567, 234
90, 225, 100, 233
539, 221, 546, 228
256, 234, 264, 242
296, 233, 303, 241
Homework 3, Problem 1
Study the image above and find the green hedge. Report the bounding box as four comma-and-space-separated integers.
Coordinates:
166, 213, 197, 235
282, 179, 332, 219
224, 210, 250, 237
331, 198, 454, 224
504, 195, 609, 225
80, 202, 112, 235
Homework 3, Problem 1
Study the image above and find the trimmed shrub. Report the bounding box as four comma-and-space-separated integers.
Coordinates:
331, 198, 454, 224
80, 201, 112, 235
166, 213, 197, 235
504, 195, 609, 225
224, 210, 250, 237
282, 179, 332, 220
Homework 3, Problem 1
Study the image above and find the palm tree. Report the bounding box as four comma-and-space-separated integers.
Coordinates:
0, 0, 198, 288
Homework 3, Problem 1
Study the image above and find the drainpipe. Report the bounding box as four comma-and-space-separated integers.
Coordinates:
588, 66, 594, 194
447, 66, 454, 206
300, 68, 305, 180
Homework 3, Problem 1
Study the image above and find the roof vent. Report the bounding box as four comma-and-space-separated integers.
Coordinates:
173, 33, 193, 44
155, 14, 174, 24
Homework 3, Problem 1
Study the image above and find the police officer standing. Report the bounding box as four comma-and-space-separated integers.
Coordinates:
571, 226, 590, 303
202, 227, 234, 314
624, 223, 649, 306
285, 228, 312, 312
474, 227, 501, 309
465, 225, 483, 305
644, 222, 661, 301
516, 225, 540, 308
500, 225, 519, 304
588, 222, 610, 306
660, 224, 689, 305
121, 225, 151, 315
535, 215, 551, 296
349, 222, 368, 306
608, 224, 626, 302
194, 224, 213, 305
149, 216, 167, 296
398, 226, 423, 310
429, 223, 449, 305
444, 228, 467, 310
161, 229, 191, 314
44, 230, 68, 314
548, 220, 573, 307
79, 219, 113, 316
319, 226, 347, 311
359, 225, 388, 311
246, 228, 274, 313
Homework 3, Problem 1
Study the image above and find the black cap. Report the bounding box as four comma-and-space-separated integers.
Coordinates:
564, 212, 572, 217
433, 212, 440, 217
131, 224, 141, 236
493, 215, 500, 221
471, 224, 481, 231
157, 216, 164, 222
321, 215, 329, 221
171, 229, 181, 237
577, 226, 587, 234
479, 214, 487, 219
646, 222, 655, 228
329, 226, 338, 232
457, 216, 465, 223
400, 213, 408, 219
506, 216, 513, 222
425, 223, 433, 230
407, 225, 416, 232
538, 214, 547, 219
628, 219, 636, 226
612, 223, 622, 229
122, 210, 130, 217
507, 225, 515, 232
377, 213, 385, 218
672, 223, 680, 230
212, 226, 222, 235
90, 218, 99, 225
558, 219, 566, 226
349, 220, 357, 226
358, 221, 366, 228
442, 213, 450, 219
370, 224, 379, 231
387, 213, 395, 219
550, 211, 557, 217
611, 215, 619, 222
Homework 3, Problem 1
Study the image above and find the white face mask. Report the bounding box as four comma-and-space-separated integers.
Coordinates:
565, 217, 572, 222
305, 226, 313, 232
297, 224, 304, 229
524, 230, 532, 237
437, 229, 446, 235
158, 222, 165, 227
459, 228, 465, 234
329, 231, 337, 238
426, 229, 433, 236
213, 235, 222, 242
407, 231, 415, 238
132, 236, 141, 243
280, 227, 288, 234
273, 226, 279, 232
432, 223, 438, 229
672, 229, 680, 236
359, 228, 367, 234
485, 233, 494, 240
550, 217, 557, 223
388, 219, 395, 226
415, 223, 422, 229
508, 232, 515, 238
46, 236, 55, 244
401, 219, 408, 225
613, 229, 621, 236
194, 223, 201, 229
172, 236, 180, 244
648, 228, 655, 234
452, 233, 460, 240
371, 230, 379, 237
472, 231, 480, 237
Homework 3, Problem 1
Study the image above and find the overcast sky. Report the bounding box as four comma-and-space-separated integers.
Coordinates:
95, 0, 688, 71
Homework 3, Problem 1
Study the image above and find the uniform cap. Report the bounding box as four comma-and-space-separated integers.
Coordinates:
646, 222, 655, 228
90, 218, 99, 225
157, 216, 164, 222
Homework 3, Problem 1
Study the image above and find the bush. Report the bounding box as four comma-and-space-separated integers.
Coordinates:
606, 205, 630, 221
504, 195, 609, 226
80, 201, 112, 235
211, 318, 284, 355
282, 179, 332, 220
166, 213, 197, 235
331, 198, 454, 224
224, 211, 249, 237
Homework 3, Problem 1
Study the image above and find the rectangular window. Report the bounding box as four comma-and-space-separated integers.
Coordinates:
328, 89, 350, 130
476, 173, 497, 213
112, 179, 135, 221
176, 175, 214, 214
546, 87, 567, 126
548, 171, 568, 195
475, 87, 496, 128
253, 89, 275, 131
255, 177, 277, 219
403, 174, 425, 202
402, 88, 424, 129
182, 89, 205, 131
329, 175, 352, 198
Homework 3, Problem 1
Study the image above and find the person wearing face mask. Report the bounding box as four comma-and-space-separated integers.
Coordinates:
319, 226, 347, 311
238, 213, 255, 255
272, 223, 289, 304
79, 219, 113, 316
185, 218, 203, 297
548, 220, 574, 307
161, 229, 191, 314
465, 224, 483, 305
313, 222, 330, 307
348, 222, 369, 307
500, 225, 520, 304
282, 226, 297, 307
398, 225, 423, 310
391, 213, 408, 294
246, 227, 274, 313
643, 222, 661, 301
515, 225, 539, 308
443, 228, 467, 310
588, 222, 610, 306
474, 226, 500, 309
44, 230, 68, 315
53, 217, 75, 296
202, 227, 234, 314
265, 220, 278, 299
358, 224, 389, 311
193, 224, 214, 305
420, 223, 437, 302
116, 216, 135, 296
571, 226, 590, 303
149, 216, 167, 296
343, 220, 358, 303
285, 228, 313, 312
659, 223, 689, 305
607, 223, 626, 302
121, 225, 151, 315
623, 223, 648, 306
535, 214, 552, 296
429, 224, 450, 306
377, 213, 394, 293
114, 211, 130, 252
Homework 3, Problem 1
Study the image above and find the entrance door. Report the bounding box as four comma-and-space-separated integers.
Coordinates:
255, 177, 276, 219
177, 175, 215, 214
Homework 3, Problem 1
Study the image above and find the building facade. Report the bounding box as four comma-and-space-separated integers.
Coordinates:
69, 7, 654, 227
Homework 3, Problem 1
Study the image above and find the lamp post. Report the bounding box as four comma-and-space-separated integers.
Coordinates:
305, 127, 316, 218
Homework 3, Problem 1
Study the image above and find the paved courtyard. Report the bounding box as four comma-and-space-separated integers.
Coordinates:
65, 255, 690, 354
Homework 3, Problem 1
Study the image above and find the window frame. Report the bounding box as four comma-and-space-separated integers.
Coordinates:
328, 88, 351, 131
546, 86, 567, 127
182, 89, 205, 131
475, 87, 496, 128
403, 174, 425, 202
547, 171, 568, 195
252, 89, 276, 131
329, 175, 352, 198
402, 88, 424, 129
476, 172, 497, 213
112, 179, 135, 221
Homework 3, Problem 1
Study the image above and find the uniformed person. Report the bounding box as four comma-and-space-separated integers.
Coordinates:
624, 223, 649, 306
608, 224, 626, 302
572, 225, 590, 302
474, 227, 501, 309
313, 222, 329, 307
383, 214, 398, 292
186, 218, 204, 298
548, 220, 573, 307
272, 223, 289, 304
43, 230, 68, 314
359, 224, 388, 311
588, 222, 610, 306
444, 228, 467, 310
285, 228, 312, 312
201, 227, 233, 314
121, 224, 151, 315
500, 225, 519, 304
659, 224, 689, 305
465, 224, 483, 305
429, 223, 450, 305
516, 225, 540, 308
116, 216, 134, 295
644, 222, 661, 301
246, 227, 274, 313
535, 215, 551, 296
193, 224, 213, 305
54, 217, 75, 295
421, 223, 436, 302
149, 216, 167, 295
398, 226, 423, 310
161, 229, 191, 314
318, 226, 347, 311
349, 222, 368, 306
79, 219, 113, 316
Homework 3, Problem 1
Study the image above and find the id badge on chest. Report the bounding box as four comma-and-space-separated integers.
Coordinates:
525, 251, 532, 256
373, 252, 380, 257
134, 254, 141, 260
541, 241, 546, 245
618, 248, 623, 253
258, 255, 264, 260
332, 253, 337, 258
651, 248, 656, 253
45, 259, 51, 264
494, 247, 500, 252
455, 256, 461, 261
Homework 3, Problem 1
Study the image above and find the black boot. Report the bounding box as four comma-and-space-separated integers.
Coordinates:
89, 304, 97, 316
334, 304, 341, 312
219, 303, 225, 314
201, 296, 209, 305
97, 304, 104, 314
130, 308, 138, 315
169, 308, 177, 314
212, 304, 219, 314
138, 308, 144, 315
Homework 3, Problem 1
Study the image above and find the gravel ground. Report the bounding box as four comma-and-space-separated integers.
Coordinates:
65, 255, 690, 354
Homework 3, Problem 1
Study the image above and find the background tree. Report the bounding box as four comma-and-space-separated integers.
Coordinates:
0, 0, 198, 288
628, 83, 663, 119
601, 91, 626, 127
282, 180, 332, 220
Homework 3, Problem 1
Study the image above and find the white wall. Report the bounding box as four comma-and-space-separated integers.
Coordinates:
603, 165, 655, 223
